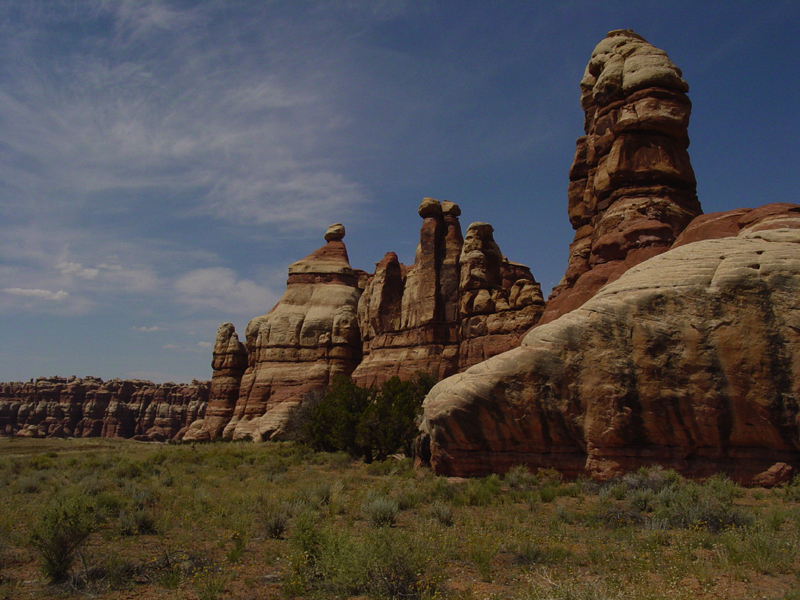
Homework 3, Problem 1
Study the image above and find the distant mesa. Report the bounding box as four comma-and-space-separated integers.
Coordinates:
0, 376, 207, 441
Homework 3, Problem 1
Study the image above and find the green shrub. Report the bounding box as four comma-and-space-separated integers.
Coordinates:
294, 372, 436, 462
226, 532, 246, 563
513, 539, 573, 566
504, 464, 539, 490
539, 485, 558, 503
429, 502, 454, 526
118, 508, 158, 536
301, 375, 376, 460
194, 572, 227, 600
363, 529, 442, 598
394, 483, 422, 510
260, 504, 289, 539
459, 474, 501, 507
15, 473, 45, 495
291, 510, 324, 565
29, 491, 95, 583
366, 459, 397, 476
362, 495, 400, 527
293, 480, 331, 508
653, 476, 749, 532
358, 373, 436, 460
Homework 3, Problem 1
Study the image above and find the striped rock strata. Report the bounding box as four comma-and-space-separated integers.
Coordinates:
351, 199, 544, 388
0, 377, 208, 441
419, 214, 800, 484
219, 224, 365, 442
542, 29, 701, 325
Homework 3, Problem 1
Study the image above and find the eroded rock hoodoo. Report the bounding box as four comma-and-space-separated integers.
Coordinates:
219, 224, 364, 442
183, 201, 544, 442
418, 30, 800, 485
542, 29, 701, 324
351, 198, 544, 387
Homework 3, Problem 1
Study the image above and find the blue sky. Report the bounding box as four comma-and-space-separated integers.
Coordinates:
1, 1, 798, 383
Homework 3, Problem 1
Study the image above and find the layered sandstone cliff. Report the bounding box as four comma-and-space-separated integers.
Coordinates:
0, 376, 208, 441
182, 322, 247, 442
542, 29, 701, 324
183, 201, 543, 442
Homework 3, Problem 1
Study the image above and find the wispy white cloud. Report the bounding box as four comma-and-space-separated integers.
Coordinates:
2, 287, 69, 301
0, 1, 373, 236
57, 262, 100, 280
174, 267, 278, 316
134, 326, 167, 332
197, 341, 212, 348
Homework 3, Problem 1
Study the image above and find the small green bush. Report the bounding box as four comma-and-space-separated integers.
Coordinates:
539, 485, 558, 503
459, 474, 501, 507
29, 492, 95, 583
653, 476, 749, 532
118, 508, 158, 536
260, 505, 289, 539
429, 502, 454, 526
362, 496, 399, 527
513, 539, 573, 566
504, 464, 539, 490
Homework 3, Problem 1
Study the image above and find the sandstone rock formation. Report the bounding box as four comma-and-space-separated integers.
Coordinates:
221, 224, 364, 442
419, 216, 800, 484
183, 323, 247, 442
416, 29, 800, 485
458, 221, 545, 370
542, 29, 701, 325
0, 376, 208, 440
177, 204, 544, 442
351, 199, 544, 388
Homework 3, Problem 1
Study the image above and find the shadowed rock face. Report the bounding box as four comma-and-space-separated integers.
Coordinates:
0, 377, 208, 441
420, 215, 800, 484
543, 29, 701, 325
457, 222, 545, 370
221, 225, 364, 442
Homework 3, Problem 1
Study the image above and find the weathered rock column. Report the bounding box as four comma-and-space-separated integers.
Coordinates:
542, 29, 701, 324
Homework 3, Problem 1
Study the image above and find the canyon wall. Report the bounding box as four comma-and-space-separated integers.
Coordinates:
0, 376, 208, 441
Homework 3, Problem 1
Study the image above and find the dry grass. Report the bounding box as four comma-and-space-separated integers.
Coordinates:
1, 437, 799, 599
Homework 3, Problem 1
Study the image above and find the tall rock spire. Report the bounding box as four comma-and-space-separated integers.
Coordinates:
542, 29, 701, 323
